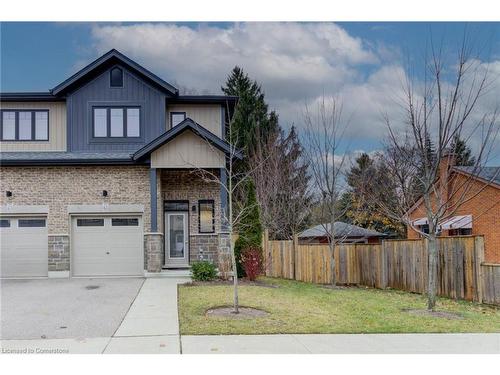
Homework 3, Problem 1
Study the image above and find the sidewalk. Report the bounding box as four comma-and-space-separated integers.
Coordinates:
180, 333, 500, 354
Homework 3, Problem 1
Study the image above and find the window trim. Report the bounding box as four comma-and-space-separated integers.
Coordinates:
91, 106, 142, 141
110, 66, 124, 88
164, 200, 189, 212
198, 199, 215, 234
170, 111, 186, 128
0, 109, 50, 142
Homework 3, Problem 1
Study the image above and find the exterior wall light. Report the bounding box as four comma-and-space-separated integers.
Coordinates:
102, 190, 108, 197
192, 205, 197, 212
6, 191, 12, 197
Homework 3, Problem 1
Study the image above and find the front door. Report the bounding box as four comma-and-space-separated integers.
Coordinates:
164, 212, 189, 268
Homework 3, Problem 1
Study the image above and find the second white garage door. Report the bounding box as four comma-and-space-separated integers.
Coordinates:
72, 216, 143, 277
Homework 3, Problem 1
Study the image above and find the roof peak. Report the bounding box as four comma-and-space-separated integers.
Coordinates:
51, 49, 178, 96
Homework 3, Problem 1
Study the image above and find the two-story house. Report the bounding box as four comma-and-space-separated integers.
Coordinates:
0, 49, 239, 278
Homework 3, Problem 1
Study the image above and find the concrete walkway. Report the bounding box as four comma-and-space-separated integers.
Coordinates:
181, 333, 500, 354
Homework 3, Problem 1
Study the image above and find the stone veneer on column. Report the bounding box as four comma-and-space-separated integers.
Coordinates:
145, 233, 164, 272
48, 235, 70, 275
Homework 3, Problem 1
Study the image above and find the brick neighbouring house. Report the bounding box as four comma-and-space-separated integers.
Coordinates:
406, 153, 500, 264
0, 49, 240, 278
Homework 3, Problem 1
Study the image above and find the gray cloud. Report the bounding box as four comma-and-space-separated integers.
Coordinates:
88, 22, 499, 159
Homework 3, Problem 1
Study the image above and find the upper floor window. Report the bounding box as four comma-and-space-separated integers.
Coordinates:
110, 67, 123, 87
93, 107, 141, 139
0, 110, 49, 141
170, 112, 186, 128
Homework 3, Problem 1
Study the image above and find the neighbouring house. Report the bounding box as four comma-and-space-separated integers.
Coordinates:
0, 49, 240, 278
298, 222, 387, 244
406, 153, 500, 264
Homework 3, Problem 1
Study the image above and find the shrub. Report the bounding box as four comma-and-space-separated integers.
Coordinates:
191, 261, 217, 281
240, 246, 263, 281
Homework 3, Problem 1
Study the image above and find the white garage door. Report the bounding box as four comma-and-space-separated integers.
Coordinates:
72, 216, 143, 277
0, 217, 48, 278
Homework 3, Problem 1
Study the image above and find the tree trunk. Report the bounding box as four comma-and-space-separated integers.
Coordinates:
231, 239, 239, 314
330, 241, 336, 286
427, 235, 438, 310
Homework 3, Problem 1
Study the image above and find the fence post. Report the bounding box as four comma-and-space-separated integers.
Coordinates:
474, 236, 484, 303
379, 240, 387, 289
263, 229, 270, 275
292, 233, 298, 280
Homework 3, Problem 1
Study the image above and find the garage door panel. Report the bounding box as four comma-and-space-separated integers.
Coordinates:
0, 218, 48, 278
72, 216, 143, 277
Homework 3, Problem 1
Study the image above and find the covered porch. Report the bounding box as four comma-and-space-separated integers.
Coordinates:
134, 118, 234, 273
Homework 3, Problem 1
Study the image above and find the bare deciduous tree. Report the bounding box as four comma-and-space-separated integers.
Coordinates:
250, 126, 312, 240
303, 96, 360, 285
184, 104, 264, 314
375, 36, 499, 310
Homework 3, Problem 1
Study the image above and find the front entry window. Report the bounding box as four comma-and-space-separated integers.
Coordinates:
169, 214, 185, 258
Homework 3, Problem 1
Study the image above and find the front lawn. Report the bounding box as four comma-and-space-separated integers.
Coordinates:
178, 277, 500, 335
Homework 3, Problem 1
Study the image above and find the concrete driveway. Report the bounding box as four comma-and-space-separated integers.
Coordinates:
0, 278, 144, 340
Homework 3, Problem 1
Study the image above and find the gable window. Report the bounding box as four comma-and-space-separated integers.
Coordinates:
1, 110, 49, 141
171, 112, 186, 128
110, 67, 123, 87
199, 200, 215, 233
92, 107, 141, 138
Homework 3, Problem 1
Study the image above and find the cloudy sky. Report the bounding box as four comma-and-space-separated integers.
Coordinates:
1, 22, 499, 159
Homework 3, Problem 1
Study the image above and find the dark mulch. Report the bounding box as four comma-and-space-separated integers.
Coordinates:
183, 279, 279, 288
402, 308, 463, 320
206, 306, 269, 319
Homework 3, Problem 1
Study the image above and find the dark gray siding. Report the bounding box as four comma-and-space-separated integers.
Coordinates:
67, 65, 166, 152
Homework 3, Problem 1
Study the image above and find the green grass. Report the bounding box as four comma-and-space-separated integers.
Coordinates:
178, 277, 500, 335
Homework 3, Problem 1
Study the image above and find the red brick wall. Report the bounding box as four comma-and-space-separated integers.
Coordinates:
408, 172, 500, 263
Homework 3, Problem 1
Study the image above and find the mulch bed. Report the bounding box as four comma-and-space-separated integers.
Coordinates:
402, 308, 463, 320
206, 306, 270, 319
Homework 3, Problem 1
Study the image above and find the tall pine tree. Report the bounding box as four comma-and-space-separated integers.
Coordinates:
221, 66, 278, 163
451, 135, 476, 166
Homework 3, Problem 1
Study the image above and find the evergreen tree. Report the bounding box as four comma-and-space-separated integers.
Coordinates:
234, 179, 263, 277
345, 153, 405, 236
451, 135, 476, 166
221, 66, 277, 161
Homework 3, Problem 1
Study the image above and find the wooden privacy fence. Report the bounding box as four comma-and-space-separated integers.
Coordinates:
262, 232, 499, 306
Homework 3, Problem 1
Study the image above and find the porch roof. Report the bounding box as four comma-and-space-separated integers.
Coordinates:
132, 117, 242, 161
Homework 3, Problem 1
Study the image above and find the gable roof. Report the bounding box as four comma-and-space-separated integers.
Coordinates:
299, 222, 387, 238
51, 49, 178, 96
133, 117, 242, 161
405, 165, 500, 216
453, 166, 500, 187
